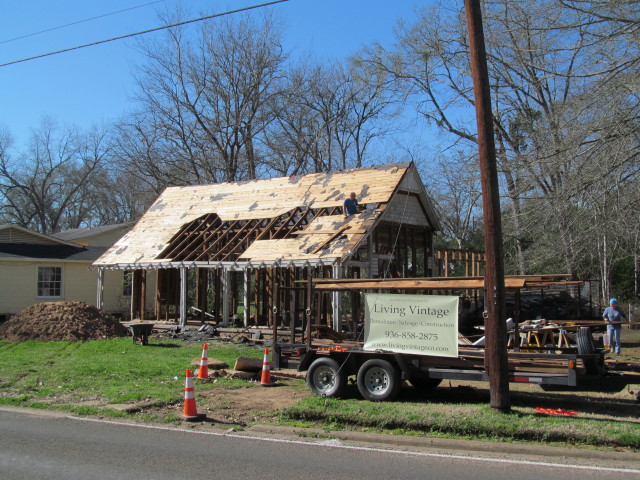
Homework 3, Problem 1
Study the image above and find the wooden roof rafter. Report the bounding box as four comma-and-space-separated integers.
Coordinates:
158, 213, 221, 260
284, 207, 316, 235
270, 206, 304, 239
309, 225, 349, 255
219, 219, 265, 262
254, 216, 282, 242
271, 206, 342, 241
191, 220, 242, 261
307, 206, 338, 224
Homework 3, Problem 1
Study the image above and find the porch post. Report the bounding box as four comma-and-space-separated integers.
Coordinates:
96, 268, 104, 310
179, 267, 187, 328
332, 263, 342, 332
222, 268, 230, 327
243, 268, 251, 327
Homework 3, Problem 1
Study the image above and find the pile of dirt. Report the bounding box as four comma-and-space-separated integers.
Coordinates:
0, 301, 128, 342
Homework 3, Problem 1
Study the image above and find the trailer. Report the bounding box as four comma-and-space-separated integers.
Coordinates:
271, 276, 640, 401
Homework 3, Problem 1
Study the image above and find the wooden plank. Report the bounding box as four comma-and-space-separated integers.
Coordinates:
309, 225, 348, 255
314, 278, 527, 290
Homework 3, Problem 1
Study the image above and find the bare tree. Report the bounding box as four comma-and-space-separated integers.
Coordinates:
429, 148, 483, 249
263, 61, 395, 176
0, 120, 107, 234
360, 0, 640, 282
127, 12, 288, 185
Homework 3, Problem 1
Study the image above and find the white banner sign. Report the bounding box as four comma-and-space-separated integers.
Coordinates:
364, 294, 459, 357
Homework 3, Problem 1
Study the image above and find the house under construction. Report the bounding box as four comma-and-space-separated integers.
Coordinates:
93, 162, 444, 329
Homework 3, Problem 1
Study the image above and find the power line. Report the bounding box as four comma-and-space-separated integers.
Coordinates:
0, 1, 167, 45
0, 0, 289, 68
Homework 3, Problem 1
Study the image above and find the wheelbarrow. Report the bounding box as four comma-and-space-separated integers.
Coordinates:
129, 323, 155, 345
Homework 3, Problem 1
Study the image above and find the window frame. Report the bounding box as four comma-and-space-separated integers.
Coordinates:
36, 266, 63, 298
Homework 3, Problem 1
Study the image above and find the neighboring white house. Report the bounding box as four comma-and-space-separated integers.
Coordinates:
0, 223, 152, 320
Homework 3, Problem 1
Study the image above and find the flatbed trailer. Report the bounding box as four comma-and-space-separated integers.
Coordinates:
273, 341, 640, 401
269, 276, 640, 401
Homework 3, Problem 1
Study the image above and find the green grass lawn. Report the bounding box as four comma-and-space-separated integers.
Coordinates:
0, 338, 262, 414
280, 383, 640, 449
1, 330, 639, 450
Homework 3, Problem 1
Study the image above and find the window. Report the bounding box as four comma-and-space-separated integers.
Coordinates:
122, 270, 132, 296
37, 266, 62, 297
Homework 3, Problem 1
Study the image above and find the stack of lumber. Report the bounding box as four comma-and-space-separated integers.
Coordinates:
418, 349, 586, 375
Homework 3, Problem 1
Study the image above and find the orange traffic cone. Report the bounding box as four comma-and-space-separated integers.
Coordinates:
181, 369, 204, 421
197, 343, 209, 379
260, 348, 274, 387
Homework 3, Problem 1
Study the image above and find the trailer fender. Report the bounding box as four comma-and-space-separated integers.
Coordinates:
393, 353, 415, 380
298, 350, 317, 372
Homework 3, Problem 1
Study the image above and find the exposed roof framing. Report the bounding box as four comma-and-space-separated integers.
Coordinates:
159, 206, 339, 263
94, 163, 439, 268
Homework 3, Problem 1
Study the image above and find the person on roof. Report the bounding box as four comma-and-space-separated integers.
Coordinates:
602, 298, 626, 355
343, 192, 359, 217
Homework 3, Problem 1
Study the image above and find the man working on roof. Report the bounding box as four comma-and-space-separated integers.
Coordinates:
343, 192, 359, 217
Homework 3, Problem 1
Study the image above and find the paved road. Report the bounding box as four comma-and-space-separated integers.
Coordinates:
0, 409, 636, 480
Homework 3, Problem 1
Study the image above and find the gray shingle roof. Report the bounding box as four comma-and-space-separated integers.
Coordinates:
0, 243, 107, 261
51, 223, 132, 242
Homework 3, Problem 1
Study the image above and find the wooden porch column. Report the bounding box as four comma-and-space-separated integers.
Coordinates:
265, 269, 273, 327
288, 267, 295, 331
254, 268, 261, 325
179, 267, 187, 328
332, 263, 342, 332
222, 268, 230, 327
243, 268, 251, 327
96, 268, 104, 310
214, 269, 221, 323
139, 270, 146, 319
155, 269, 162, 321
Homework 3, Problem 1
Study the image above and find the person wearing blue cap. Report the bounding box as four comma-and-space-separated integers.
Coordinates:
602, 298, 626, 355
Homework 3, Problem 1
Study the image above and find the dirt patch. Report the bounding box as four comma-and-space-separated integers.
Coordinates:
159, 382, 311, 425
0, 301, 128, 342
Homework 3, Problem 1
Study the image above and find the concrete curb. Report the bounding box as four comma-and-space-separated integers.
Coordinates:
247, 424, 640, 464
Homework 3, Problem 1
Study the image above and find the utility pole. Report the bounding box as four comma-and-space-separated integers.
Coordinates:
463, 0, 510, 412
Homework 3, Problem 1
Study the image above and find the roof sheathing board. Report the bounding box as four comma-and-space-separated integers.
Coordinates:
241, 209, 379, 262
94, 163, 411, 266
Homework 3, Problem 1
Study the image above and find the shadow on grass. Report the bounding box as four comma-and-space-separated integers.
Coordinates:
389, 382, 640, 420
137, 343, 182, 348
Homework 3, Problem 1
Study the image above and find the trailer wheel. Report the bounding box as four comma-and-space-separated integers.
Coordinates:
576, 327, 595, 355
306, 357, 347, 398
357, 359, 401, 401
409, 378, 442, 391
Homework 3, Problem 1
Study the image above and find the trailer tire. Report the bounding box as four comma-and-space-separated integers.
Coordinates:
409, 378, 442, 391
577, 327, 595, 355
357, 359, 401, 401
306, 357, 347, 398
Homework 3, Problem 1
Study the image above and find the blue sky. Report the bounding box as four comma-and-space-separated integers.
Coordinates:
0, 0, 432, 149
